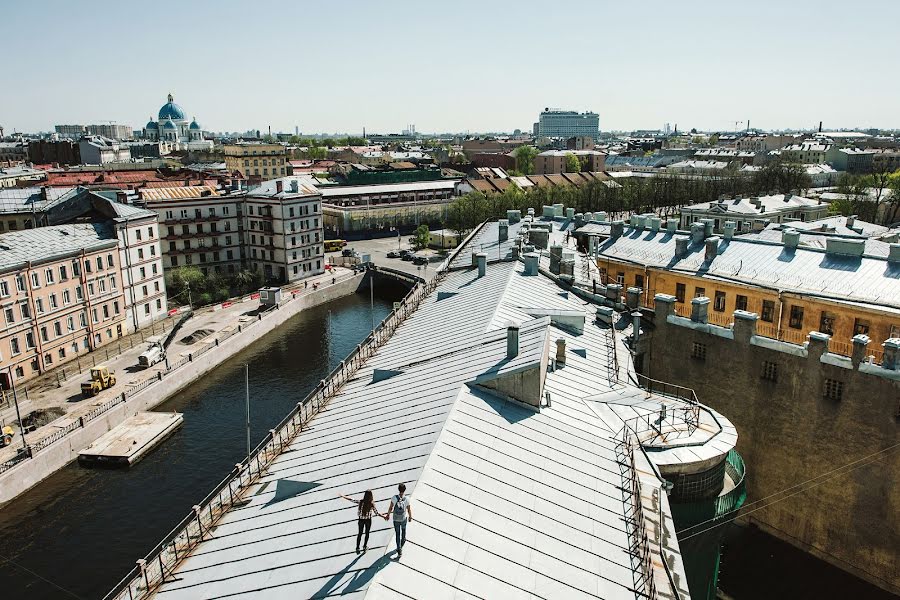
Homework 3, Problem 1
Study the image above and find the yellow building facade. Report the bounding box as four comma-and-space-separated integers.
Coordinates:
224, 143, 288, 180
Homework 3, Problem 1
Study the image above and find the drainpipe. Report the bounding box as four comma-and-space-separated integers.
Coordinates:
775, 289, 785, 341
122, 217, 138, 333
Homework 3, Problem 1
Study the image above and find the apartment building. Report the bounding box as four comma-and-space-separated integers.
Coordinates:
533, 149, 606, 174
224, 143, 288, 180
138, 185, 246, 276
0, 224, 128, 383
778, 142, 831, 164
581, 217, 900, 355
244, 178, 324, 282
679, 193, 829, 234
535, 109, 600, 139
78, 136, 131, 165
735, 134, 796, 152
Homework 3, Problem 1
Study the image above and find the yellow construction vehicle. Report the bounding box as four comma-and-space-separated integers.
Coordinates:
81, 366, 117, 398
0, 425, 14, 447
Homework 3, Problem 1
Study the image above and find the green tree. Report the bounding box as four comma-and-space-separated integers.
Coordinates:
513, 145, 538, 175
565, 153, 581, 173
409, 224, 430, 250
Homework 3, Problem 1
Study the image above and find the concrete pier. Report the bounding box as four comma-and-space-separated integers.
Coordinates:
79, 412, 183, 467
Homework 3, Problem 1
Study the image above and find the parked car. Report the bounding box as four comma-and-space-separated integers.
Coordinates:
386, 251, 400, 259
399, 249, 411, 257
401, 254, 414, 261
412, 256, 429, 266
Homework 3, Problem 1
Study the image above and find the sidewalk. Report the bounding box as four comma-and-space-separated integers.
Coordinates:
0, 267, 356, 465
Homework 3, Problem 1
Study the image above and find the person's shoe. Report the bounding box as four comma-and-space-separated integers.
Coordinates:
355, 548, 360, 554
397, 550, 402, 558
362, 546, 367, 552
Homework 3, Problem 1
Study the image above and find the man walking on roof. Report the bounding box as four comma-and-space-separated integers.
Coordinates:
385, 483, 412, 558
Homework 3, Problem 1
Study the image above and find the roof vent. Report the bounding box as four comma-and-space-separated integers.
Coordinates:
704, 236, 720, 262
476, 252, 487, 278
825, 238, 865, 258
507, 325, 520, 359
782, 228, 800, 249
888, 243, 900, 263
675, 236, 689, 257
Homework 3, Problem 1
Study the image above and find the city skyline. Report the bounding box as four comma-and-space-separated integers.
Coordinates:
3, 0, 900, 135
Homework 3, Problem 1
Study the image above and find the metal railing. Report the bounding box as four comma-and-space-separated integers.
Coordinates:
103, 266, 449, 600
631, 372, 701, 437
614, 428, 659, 600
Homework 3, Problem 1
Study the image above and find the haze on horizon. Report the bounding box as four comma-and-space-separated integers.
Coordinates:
3, 0, 899, 135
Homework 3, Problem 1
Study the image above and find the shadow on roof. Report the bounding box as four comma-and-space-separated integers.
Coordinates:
264, 479, 321, 507
311, 553, 392, 598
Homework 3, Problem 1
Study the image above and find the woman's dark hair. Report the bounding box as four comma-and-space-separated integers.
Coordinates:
360, 490, 375, 515
398, 483, 406, 494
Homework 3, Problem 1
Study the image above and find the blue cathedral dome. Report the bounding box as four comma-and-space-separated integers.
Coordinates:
189, 118, 201, 130
162, 118, 178, 130
158, 93, 186, 121
145, 118, 158, 130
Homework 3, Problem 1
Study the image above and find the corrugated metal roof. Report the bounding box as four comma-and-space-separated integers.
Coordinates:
139, 186, 221, 201
152, 219, 707, 600
0, 223, 116, 272
599, 225, 900, 310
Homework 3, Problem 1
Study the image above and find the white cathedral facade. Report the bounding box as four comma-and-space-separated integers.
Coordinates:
143, 93, 213, 150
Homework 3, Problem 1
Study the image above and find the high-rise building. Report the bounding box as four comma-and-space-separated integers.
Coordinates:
536, 108, 599, 140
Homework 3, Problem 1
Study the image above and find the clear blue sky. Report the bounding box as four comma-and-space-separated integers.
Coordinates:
3, 0, 898, 134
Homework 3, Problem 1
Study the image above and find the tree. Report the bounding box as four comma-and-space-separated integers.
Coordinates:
565, 153, 581, 173
513, 145, 538, 175
409, 224, 430, 250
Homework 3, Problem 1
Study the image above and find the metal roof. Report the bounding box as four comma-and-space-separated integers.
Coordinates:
318, 180, 458, 198
150, 224, 707, 598
0, 223, 117, 273
597, 225, 900, 311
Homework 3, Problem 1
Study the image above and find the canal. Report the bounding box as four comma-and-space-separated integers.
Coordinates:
0, 283, 405, 600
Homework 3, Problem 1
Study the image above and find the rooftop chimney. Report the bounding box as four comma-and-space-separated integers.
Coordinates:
507, 325, 520, 359
523, 252, 539, 275
675, 236, 689, 257
476, 252, 487, 277
498, 219, 509, 242
611, 220, 625, 238
275, 180, 283, 194
290, 179, 299, 193
723, 221, 736, 240
846, 215, 856, 229
704, 236, 720, 262
555, 338, 567, 366
888, 243, 900, 263
825, 238, 865, 258
649, 217, 661, 233
690, 222, 705, 244
783, 228, 800, 249
666, 219, 678, 234
691, 296, 710, 324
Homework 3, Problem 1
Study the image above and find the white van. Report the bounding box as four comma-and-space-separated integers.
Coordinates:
138, 345, 165, 367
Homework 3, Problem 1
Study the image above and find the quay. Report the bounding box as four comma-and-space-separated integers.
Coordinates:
78, 412, 184, 467
0, 267, 416, 506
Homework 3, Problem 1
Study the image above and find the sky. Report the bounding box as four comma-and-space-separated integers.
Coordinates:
2, 0, 899, 135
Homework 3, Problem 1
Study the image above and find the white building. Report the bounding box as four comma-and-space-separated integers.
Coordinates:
78, 136, 131, 165
143, 93, 213, 151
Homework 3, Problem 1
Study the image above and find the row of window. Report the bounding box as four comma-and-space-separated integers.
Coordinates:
170, 238, 234, 252
164, 207, 232, 220
247, 204, 319, 217
248, 167, 286, 176
170, 251, 234, 267
167, 222, 232, 236
242, 158, 285, 167
0, 255, 114, 296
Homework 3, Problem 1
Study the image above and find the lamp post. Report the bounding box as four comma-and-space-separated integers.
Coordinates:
7, 367, 27, 453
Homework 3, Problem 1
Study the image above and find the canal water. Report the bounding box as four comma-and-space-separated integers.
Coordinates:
0, 283, 405, 600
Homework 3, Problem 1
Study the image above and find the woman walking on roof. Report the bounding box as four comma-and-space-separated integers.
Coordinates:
340, 491, 384, 554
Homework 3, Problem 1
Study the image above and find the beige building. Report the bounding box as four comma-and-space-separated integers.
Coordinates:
224, 143, 288, 180
138, 185, 247, 276
0, 224, 128, 383
244, 178, 324, 283
533, 150, 606, 174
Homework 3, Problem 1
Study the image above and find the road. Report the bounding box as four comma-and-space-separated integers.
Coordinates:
333, 236, 447, 281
